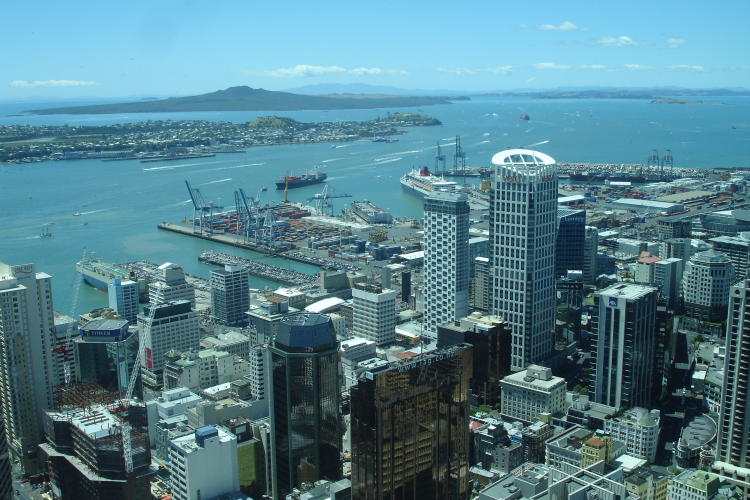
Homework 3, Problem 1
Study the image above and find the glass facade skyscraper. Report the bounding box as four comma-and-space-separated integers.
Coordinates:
556, 208, 586, 277
350, 344, 473, 500
269, 313, 341, 499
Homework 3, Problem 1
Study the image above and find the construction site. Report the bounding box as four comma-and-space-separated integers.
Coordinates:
40, 383, 152, 500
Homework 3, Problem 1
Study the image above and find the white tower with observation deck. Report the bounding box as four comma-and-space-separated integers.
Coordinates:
489, 149, 558, 371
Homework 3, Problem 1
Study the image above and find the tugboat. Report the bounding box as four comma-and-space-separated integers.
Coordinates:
520, 114, 530, 121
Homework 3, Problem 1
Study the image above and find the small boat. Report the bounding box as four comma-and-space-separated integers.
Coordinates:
73, 213, 82, 216
82, 204, 88, 207
520, 114, 530, 121
40, 227, 52, 238
83, 222, 88, 225
331, 144, 336, 149
260, 187, 268, 192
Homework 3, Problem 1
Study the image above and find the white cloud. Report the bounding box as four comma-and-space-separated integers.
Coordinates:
577, 64, 607, 70
538, 21, 580, 31
238, 65, 408, 78
532, 62, 571, 70
485, 66, 513, 74
623, 64, 653, 71
436, 67, 475, 76
10, 80, 98, 88
666, 65, 707, 73
667, 37, 687, 49
589, 36, 652, 47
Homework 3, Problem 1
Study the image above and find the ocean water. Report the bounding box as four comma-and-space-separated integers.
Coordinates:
1, 96, 748, 316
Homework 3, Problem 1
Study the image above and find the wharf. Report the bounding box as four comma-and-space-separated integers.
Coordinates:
157, 222, 362, 272
198, 251, 319, 287
140, 153, 215, 163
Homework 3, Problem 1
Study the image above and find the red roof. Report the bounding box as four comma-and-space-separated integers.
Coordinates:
394, 351, 418, 359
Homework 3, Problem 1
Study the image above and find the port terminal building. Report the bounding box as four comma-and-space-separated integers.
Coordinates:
607, 198, 685, 215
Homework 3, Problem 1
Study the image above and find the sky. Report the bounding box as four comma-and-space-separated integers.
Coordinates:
2, 0, 749, 99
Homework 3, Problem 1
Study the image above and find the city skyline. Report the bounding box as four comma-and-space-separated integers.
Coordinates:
3, 0, 750, 99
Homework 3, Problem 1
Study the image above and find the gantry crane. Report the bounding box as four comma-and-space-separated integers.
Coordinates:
647, 149, 660, 177
454, 135, 466, 178
185, 180, 223, 234
435, 142, 446, 174
661, 150, 674, 177
307, 185, 352, 217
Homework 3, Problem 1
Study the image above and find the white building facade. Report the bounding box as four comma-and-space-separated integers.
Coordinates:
500, 365, 566, 424
683, 250, 736, 323
108, 278, 139, 324
247, 344, 268, 401
149, 262, 196, 308
352, 284, 397, 345
423, 188, 470, 335
602, 407, 661, 461
169, 425, 239, 500
489, 149, 558, 370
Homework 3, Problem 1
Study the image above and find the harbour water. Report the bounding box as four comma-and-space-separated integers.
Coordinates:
1, 96, 748, 316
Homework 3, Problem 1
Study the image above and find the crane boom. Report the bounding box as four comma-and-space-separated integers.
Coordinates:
53, 248, 87, 385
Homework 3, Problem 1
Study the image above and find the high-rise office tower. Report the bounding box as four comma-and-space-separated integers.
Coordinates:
683, 250, 735, 323
352, 283, 397, 345
108, 278, 139, 324
423, 189, 470, 336
210, 264, 249, 326
661, 237, 693, 261
714, 278, 750, 495
583, 226, 599, 285
74, 319, 138, 397
589, 284, 658, 409
555, 275, 584, 347
437, 313, 510, 406
657, 218, 692, 241
489, 149, 558, 371
555, 208, 585, 278
653, 257, 684, 311
269, 313, 341, 498
350, 344, 473, 500
139, 300, 201, 390
149, 262, 196, 308
471, 257, 490, 311
710, 235, 750, 279
0, 400, 10, 500
0, 261, 58, 474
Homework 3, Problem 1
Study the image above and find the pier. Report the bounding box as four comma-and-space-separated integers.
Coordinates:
198, 251, 319, 287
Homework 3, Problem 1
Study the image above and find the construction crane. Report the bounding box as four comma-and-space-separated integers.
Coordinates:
435, 141, 446, 174
454, 135, 466, 179
185, 180, 223, 234
307, 185, 352, 217
122, 302, 158, 474
51, 248, 88, 386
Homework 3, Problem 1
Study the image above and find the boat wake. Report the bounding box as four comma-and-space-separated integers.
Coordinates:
321, 159, 343, 163
80, 209, 108, 215
483, 133, 490, 136
524, 140, 549, 148
141, 159, 229, 171
199, 178, 232, 186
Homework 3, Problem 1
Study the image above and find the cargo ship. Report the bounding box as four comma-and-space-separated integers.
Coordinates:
76, 254, 150, 301
275, 166, 327, 190
400, 167, 461, 203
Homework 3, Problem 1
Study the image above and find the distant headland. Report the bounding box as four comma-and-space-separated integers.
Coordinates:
25, 86, 465, 115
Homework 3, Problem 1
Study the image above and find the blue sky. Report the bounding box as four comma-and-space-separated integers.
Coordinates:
3, 0, 748, 98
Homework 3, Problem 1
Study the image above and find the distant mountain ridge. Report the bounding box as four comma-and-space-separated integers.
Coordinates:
26, 86, 457, 115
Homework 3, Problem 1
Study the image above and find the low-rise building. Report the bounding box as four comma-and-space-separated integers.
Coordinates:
624, 467, 669, 500
602, 407, 661, 461
546, 426, 625, 470
163, 349, 251, 392
500, 366, 566, 424
340, 337, 376, 362
471, 418, 523, 474
201, 330, 251, 359
669, 470, 721, 500
146, 387, 203, 447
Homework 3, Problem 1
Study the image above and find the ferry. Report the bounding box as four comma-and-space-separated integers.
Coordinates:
400, 167, 460, 203
76, 254, 150, 301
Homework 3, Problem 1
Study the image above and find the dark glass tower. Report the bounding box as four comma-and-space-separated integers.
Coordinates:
269, 313, 341, 499
350, 344, 473, 500
555, 208, 586, 277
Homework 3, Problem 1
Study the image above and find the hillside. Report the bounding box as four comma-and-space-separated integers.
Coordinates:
26, 86, 455, 115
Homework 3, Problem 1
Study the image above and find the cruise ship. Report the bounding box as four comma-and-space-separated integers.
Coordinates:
76, 254, 150, 301
400, 167, 461, 202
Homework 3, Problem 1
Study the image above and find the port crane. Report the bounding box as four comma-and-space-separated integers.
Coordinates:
185, 180, 223, 235
435, 142, 446, 174
121, 302, 158, 474
647, 149, 660, 177
307, 185, 352, 217
50, 247, 88, 386
453, 135, 466, 179
661, 150, 674, 177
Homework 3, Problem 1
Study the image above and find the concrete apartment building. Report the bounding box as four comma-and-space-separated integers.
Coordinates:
169, 426, 239, 500
683, 250, 736, 323
210, 264, 249, 327
423, 188, 470, 336
500, 365, 566, 424
149, 262, 196, 308
0, 261, 59, 474
108, 278, 139, 324
352, 283, 397, 345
